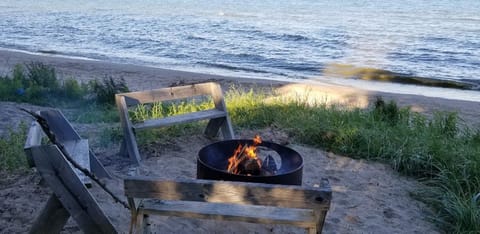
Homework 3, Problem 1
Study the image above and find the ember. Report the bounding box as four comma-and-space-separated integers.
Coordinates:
226, 135, 277, 176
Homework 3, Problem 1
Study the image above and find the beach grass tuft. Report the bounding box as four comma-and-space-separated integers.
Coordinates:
89, 76, 129, 105
0, 123, 28, 171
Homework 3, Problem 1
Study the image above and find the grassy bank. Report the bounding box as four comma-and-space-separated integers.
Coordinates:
0, 64, 478, 232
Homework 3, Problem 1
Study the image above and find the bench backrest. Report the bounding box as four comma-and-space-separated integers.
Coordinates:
118, 82, 225, 108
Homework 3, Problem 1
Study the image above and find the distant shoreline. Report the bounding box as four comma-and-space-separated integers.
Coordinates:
1, 48, 479, 127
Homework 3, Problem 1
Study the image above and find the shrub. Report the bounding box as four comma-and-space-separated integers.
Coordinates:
25, 62, 58, 90
90, 77, 129, 105
0, 123, 28, 171
62, 78, 87, 100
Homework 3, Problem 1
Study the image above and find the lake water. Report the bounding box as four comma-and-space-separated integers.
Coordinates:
1, 0, 479, 91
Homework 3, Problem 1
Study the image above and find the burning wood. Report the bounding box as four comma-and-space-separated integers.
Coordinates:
226, 135, 278, 176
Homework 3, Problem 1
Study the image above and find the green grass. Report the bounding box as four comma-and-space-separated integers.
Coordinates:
129, 98, 215, 145
0, 63, 128, 107
0, 123, 28, 171
223, 88, 480, 233
0, 63, 89, 105
69, 104, 119, 124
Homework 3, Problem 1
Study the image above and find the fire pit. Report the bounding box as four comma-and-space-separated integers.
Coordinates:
197, 136, 303, 185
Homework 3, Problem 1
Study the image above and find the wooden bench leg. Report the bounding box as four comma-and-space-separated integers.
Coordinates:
32, 145, 117, 234
204, 117, 234, 139
143, 214, 150, 234
29, 194, 70, 234
133, 208, 145, 234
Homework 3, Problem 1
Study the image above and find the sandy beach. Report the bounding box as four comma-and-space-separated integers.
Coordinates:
1, 48, 479, 127
1, 49, 479, 233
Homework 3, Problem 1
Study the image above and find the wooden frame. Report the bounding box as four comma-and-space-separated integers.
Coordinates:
115, 82, 235, 164
29, 145, 117, 234
23, 109, 115, 233
24, 109, 111, 179
124, 177, 332, 234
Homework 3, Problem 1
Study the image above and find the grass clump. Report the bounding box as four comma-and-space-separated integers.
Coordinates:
89, 77, 129, 105
0, 123, 28, 171
129, 98, 215, 145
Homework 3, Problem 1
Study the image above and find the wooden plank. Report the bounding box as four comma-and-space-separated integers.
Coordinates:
220, 116, 235, 139
31, 145, 117, 234
204, 116, 234, 139
207, 82, 235, 139
63, 140, 91, 185
127, 198, 138, 234
204, 117, 225, 138
89, 150, 111, 179
118, 82, 216, 105
115, 94, 142, 164
133, 109, 227, 130
39, 109, 81, 142
34, 109, 111, 178
24, 121, 43, 167
29, 194, 70, 234
124, 177, 331, 210
141, 200, 316, 228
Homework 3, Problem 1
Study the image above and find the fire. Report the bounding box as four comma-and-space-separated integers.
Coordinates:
227, 135, 262, 175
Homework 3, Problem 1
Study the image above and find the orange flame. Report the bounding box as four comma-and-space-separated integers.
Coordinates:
226, 135, 262, 175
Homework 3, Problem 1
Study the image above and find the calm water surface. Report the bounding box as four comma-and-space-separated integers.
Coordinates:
1, 0, 479, 92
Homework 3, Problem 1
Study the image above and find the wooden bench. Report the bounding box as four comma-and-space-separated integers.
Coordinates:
24, 109, 111, 183
24, 109, 115, 233
115, 82, 235, 164
124, 177, 331, 234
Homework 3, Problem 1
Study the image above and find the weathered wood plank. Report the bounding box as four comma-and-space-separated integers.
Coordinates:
118, 82, 216, 105
31, 145, 117, 234
124, 177, 331, 210
133, 109, 227, 130
89, 150, 112, 179
39, 109, 81, 142
24, 121, 43, 167
141, 200, 316, 228
208, 82, 235, 139
63, 140, 91, 185
25, 109, 111, 178
29, 194, 70, 234
204, 117, 225, 138
116, 94, 142, 164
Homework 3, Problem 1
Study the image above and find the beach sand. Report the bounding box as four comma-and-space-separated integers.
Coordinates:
1, 49, 478, 127
1, 49, 479, 233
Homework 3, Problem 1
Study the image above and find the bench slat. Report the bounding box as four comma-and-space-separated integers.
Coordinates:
133, 109, 227, 130
124, 177, 331, 210
63, 140, 91, 185
141, 200, 316, 228
120, 82, 217, 105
